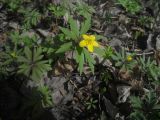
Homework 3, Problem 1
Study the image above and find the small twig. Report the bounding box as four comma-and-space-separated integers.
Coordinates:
135, 51, 154, 56
98, 94, 102, 111
69, 79, 78, 89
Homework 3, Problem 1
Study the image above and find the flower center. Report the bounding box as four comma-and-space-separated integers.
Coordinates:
86, 39, 93, 45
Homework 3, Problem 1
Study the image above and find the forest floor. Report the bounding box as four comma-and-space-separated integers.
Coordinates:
0, 0, 160, 120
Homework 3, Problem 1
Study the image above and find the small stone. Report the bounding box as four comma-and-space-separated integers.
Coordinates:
9, 22, 20, 29
109, 38, 122, 52
109, 7, 122, 16
156, 34, 160, 50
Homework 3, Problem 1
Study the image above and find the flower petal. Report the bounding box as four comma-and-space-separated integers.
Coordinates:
93, 41, 99, 47
82, 34, 89, 40
126, 55, 132, 62
87, 45, 94, 52
90, 35, 96, 41
79, 40, 87, 47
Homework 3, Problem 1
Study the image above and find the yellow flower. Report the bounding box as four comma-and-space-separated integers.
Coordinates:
11, 52, 17, 58
79, 34, 99, 52
126, 55, 132, 62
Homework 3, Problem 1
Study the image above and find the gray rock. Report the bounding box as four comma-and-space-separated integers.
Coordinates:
21, 30, 37, 38
52, 0, 61, 4
104, 24, 118, 36
0, 2, 3, 10
36, 28, 55, 38
109, 38, 122, 52
109, 7, 122, 16
146, 33, 154, 50
117, 85, 131, 103
156, 34, 160, 50
103, 96, 118, 119
46, 77, 74, 105
50, 105, 72, 120
9, 22, 20, 29
0, 11, 7, 32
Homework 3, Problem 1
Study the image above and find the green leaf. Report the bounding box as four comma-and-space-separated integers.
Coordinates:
94, 47, 105, 57
24, 47, 32, 61
18, 64, 31, 76
80, 16, 91, 35
130, 96, 142, 109
60, 27, 72, 39
79, 52, 84, 75
84, 48, 95, 64
56, 42, 72, 53
153, 104, 160, 110
17, 56, 29, 63
75, 47, 84, 75
31, 68, 41, 81
69, 17, 79, 39
33, 47, 44, 62
84, 48, 95, 74
17, 47, 51, 81
111, 54, 119, 61
115, 61, 122, 67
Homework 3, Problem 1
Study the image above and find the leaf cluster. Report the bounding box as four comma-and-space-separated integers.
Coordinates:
56, 14, 95, 74
117, 0, 142, 14
22, 9, 41, 30
138, 56, 160, 84
86, 98, 98, 110
130, 91, 160, 120
17, 47, 51, 81
112, 49, 136, 71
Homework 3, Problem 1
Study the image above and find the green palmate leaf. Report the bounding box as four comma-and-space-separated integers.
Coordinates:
56, 42, 72, 53
84, 48, 95, 73
38, 85, 53, 107
145, 91, 157, 106
17, 56, 29, 63
75, 47, 96, 74
33, 47, 44, 62
94, 47, 105, 57
18, 47, 51, 81
10, 31, 21, 44
130, 110, 146, 120
48, 4, 66, 17
75, 47, 84, 75
79, 52, 84, 75
23, 9, 41, 30
84, 49, 95, 64
60, 27, 73, 39
80, 16, 91, 35
69, 17, 79, 39
117, 0, 141, 14
36, 61, 51, 73
153, 104, 160, 110
31, 68, 41, 81
130, 96, 142, 109
24, 47, 32, 61
111, 54, 119, 61
130, 90, 160, 120
18, 64, 31, 76
31, 62, 51, 81
76, 1, 95, 18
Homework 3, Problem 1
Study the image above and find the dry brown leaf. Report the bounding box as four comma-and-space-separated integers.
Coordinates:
53, 60, 75, 76
0, 33, 7, 44
118, 69, 132, 82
